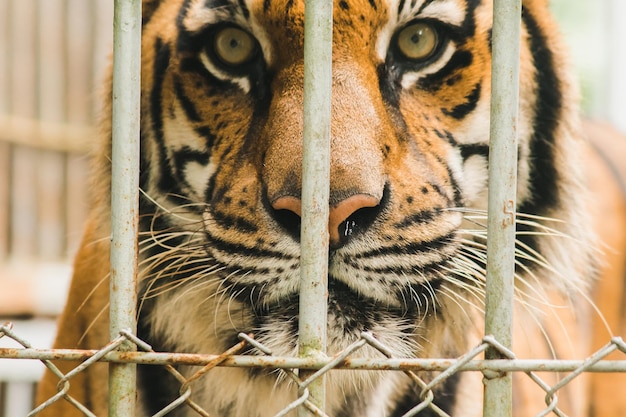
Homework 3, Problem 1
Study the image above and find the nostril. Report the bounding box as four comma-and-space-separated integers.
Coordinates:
336, 205, 381, 244
271, 196, 302, 241
272, 209, 302, 241
329, 194, 381, 247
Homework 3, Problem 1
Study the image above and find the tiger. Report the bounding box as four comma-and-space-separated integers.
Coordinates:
36, 0, 626, 416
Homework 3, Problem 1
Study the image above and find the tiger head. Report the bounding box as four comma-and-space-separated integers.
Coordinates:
112, 0, 595, 413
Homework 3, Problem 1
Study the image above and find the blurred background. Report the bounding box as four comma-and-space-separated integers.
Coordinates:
0, 0, 624, 415
0, 2, 113, 414
551, 0, 626, 131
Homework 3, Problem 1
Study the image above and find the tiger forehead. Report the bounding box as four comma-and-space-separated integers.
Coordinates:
182, 0, 472, 35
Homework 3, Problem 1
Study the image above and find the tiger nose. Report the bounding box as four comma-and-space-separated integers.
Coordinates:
272, 194, 381, 247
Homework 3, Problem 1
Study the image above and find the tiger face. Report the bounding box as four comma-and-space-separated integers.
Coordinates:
131, 0, 593, 414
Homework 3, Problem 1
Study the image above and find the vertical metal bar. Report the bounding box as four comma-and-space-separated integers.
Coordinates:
483, 0, 521, 416
109, 0, 141, 416
299, 0, 332, 413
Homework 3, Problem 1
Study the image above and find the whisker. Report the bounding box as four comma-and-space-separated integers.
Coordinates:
140, 188, 205, 223
78, 301, 110, 345
77, 272, 110, 314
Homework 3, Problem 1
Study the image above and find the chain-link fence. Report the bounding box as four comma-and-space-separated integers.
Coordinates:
2, 322, 626, 416
1, 0, 626, 416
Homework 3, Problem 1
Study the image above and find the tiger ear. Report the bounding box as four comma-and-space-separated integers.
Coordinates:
143, 0, 161, 23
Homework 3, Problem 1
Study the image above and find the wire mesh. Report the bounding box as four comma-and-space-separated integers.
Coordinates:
2, 322, 626, 416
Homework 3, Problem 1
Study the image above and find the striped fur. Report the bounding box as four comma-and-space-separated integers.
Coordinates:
36, 0, 626, 416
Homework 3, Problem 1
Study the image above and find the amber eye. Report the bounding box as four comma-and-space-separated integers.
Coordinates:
396, 22, 438, 61
213, 27, 257, 66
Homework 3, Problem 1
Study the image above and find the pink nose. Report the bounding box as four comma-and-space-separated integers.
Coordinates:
272, 194, 380, 247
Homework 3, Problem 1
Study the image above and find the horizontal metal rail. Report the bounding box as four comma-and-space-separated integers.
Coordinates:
3, 350, 626, 373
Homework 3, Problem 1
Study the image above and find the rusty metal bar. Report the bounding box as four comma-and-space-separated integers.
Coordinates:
483, 0, 522, 416
298, 0, 333, 413
109, 0, 142, 415
2, 339, 626, 373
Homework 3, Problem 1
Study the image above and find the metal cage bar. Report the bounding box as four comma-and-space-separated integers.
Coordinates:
109, 0, 142, 415
483, 0, 522, 416
298, 0, 333, 413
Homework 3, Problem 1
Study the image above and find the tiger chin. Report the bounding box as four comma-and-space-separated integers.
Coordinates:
36, 0, 626, 416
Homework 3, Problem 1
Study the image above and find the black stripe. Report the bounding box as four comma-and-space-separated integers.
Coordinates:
416, 0, 436, 15
446, 162, 465, 208
236, 0, 250, 19
377, 63, 417, 148
174, 76, 202, 122
461, 0, 481, 36
141, 0, 161, 27
443, 130, 457, 145
209, 209, 259, 233
378, 63, 401, 107
511, 7, 563, 275
205, 172, 218, 203
346, 258, 453, 285
172, 146, 210, 186
149, 38, 170, 157
394, 209, 442, 228
422, 150, 464, 207
396, 0, 406, 16
518, 7, 560, 213
433, 129, 447, 140
459, 143, 489, 160
358, 261, 448, 276
147, 39, 184, 196
442, 82, 481, 119
195, 125, 217, 149
205, 230, 297, 260
419, 50, 473, 91
352, 231, 457, 259
176, 0, 193, 34
207, 0, 233, 5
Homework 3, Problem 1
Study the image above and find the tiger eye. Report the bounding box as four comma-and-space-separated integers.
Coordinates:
214, 27, 257, 66
396, 22, 438, 61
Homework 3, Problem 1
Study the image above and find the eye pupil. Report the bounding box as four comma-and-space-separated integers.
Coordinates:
397, 22, 438, 61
